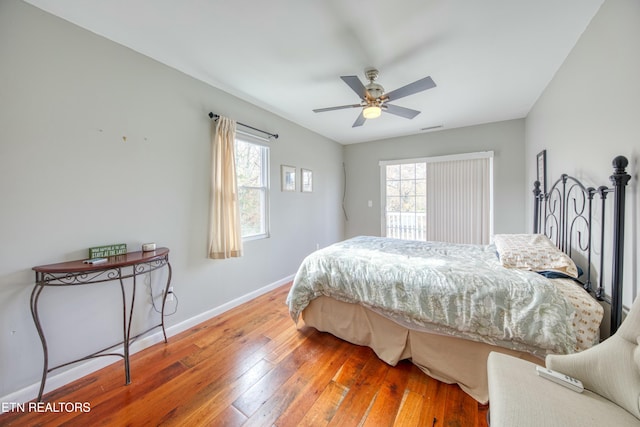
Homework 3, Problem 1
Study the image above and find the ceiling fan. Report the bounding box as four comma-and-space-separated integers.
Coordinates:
313, 68, 436, 127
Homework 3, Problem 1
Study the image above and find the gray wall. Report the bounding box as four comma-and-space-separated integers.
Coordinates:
0, 0, 343, 399
525, 0, 640, 306
343, 119, 527, 238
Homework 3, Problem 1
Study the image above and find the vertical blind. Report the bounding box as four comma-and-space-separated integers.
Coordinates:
425, 157, 491, 244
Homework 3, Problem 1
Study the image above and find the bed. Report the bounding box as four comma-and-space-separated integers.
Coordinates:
286, 155, 630, 403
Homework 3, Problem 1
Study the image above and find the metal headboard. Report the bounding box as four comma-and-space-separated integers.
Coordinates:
532, 155, 630, 335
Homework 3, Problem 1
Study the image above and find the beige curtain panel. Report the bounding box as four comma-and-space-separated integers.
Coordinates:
208, 116, 243, 259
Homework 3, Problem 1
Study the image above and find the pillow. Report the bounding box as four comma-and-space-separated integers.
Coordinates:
493, 233, 579, 278
537, 265, 584, 280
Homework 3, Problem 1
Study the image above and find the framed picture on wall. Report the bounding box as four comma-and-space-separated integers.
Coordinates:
537, 150, 547, 193
281, 165, 296, 192
301, 168, 313, 193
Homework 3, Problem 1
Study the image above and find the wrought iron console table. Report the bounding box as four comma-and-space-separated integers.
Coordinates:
31, 248, 172, 401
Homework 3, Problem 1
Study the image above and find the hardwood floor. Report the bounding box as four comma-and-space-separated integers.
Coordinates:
0, 284, 489, 426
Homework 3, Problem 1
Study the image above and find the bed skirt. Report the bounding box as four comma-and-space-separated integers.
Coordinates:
301, 296, 543, 404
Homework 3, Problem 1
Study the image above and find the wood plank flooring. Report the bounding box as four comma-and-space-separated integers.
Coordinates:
0, 284, 489, 426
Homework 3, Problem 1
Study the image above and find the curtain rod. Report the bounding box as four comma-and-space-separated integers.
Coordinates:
208, 112, 279, 140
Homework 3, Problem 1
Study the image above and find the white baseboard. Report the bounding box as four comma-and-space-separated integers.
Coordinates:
0, 275, 294, 410
168, 274, 293, 335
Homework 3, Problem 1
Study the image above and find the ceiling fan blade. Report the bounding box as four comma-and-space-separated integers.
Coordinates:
313, 104, 361, 113
384, 76, 436, 102
352, 112, 366, 127
383, 104, 421, 119
341, 75, 367, 99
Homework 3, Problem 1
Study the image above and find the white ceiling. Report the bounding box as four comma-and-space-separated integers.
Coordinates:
24, 0, 604, 144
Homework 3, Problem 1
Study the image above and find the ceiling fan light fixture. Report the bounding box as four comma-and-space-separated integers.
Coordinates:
363, 105, 382, 119
313, 69, 435, 127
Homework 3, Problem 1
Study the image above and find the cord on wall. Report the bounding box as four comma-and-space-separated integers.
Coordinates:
342, 162, 349, 221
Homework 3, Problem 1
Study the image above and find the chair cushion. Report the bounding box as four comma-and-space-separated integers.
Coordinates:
487, 352, 639, 427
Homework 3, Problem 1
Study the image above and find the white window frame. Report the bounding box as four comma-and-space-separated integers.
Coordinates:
235, 136, 270, 241
379, 151, 494, 240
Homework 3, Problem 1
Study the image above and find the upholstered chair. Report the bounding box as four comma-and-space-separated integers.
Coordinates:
487, 296, 640, 426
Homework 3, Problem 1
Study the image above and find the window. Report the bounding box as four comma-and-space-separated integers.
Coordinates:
380, 152, 493, 244
384, 162, 427, 241
235, 138, 269, 240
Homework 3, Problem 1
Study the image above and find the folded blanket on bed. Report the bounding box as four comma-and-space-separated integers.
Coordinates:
287, 236, 578, 356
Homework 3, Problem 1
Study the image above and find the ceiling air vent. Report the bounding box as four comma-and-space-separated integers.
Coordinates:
421, 125, 443, 131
